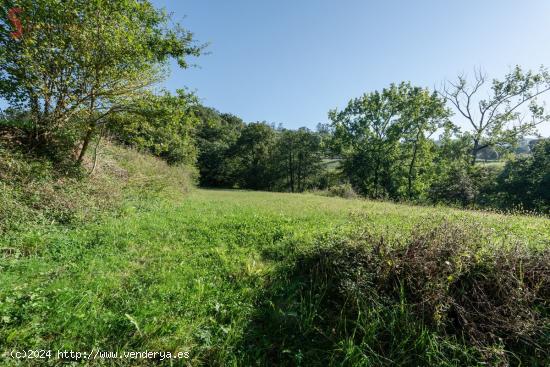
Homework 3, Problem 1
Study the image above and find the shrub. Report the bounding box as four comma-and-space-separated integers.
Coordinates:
238, 222, 550, 366
0, 109, 81, 164
429, 164, 500, 208
327, 183, 358, 199
495, 139, 550, 214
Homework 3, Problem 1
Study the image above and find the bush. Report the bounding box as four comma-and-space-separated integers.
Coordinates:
429, 164, 500, 208
0, 109, 81, 165
495, 139, 550, 214
238, 222, 550, 366
327, 183, 358, 199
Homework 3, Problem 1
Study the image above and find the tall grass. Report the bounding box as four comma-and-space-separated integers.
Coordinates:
236, 222, 549, 366
0, 140, 195, 237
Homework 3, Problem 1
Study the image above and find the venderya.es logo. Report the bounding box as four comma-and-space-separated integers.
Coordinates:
7, 7, 23, 40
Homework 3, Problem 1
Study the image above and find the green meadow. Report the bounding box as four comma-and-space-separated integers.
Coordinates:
2, 173, 549, 365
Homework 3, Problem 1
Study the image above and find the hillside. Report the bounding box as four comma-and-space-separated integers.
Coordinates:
0, 141, 195, 239
1, 149, 548, 365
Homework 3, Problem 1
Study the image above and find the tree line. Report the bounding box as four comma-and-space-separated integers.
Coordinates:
1, 1, 549, 214
183, 73, 549, 214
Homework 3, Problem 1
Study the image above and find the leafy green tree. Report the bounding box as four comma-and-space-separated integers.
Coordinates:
496, 139, 550, 213
231, 122, 277, 190
108, 90, 199, 165
330, 84, 403, 197
274, 128, 323, 192
330, 83, 447, 199
193, 106, 244, 187
399, 87, 449, 199
0, 0, 202, 162
440, 67, 550, 165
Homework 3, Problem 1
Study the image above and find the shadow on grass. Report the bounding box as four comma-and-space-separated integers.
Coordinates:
232, 246, 473, 366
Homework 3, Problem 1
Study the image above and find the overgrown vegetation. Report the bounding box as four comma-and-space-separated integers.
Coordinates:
495, 139, 550, 213
0, 140, 195, 239
239, 221, 550, 366
1, 1, 550, 366
1, 188, 549, 366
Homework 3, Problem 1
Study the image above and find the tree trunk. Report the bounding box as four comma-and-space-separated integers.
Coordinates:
77, 126, 94, 164
300, 156, 303, 192
407, 131, 422, 200
76, 93, 96, 166
29, 94, 40, 146
471, 139, 479, 165
408, 146, 418, 200
373, 154, 381, 198
289, 149, 294, 193
77, 93, 96, 165
89, 126, 104, 175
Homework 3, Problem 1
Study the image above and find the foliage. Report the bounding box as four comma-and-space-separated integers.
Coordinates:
229, 122, 278, 190
330, 82, 449, 200
193, 106, 245, 187
108, 89, 199, 165
495, 139, 550, 213
428, 164, 498, 207
398, 88, 450, 199
272, 128, 323, 192
0, 0, 202, 162
193, 118, 325, 192
440, 67, 550, 164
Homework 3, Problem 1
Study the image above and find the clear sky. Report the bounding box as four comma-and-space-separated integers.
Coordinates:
153, 0, 550, 136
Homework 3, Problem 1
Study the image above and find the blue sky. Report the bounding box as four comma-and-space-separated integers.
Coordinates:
153, 0, 550, 136
1, 1, 548, 136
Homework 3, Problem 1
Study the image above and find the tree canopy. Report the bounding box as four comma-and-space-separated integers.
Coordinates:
439, 67, 550, 164
0, 0, 203, 161
330, 82, 449, 199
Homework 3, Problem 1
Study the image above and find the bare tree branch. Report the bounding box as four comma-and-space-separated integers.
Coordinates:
438, 66, 550, 164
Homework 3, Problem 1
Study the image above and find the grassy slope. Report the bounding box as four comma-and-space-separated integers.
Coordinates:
1, 180, 549, 365
0, 142, 194, 240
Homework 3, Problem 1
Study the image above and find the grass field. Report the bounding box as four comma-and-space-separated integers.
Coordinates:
1, 184, 549, 365
475, 160, 506, 168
